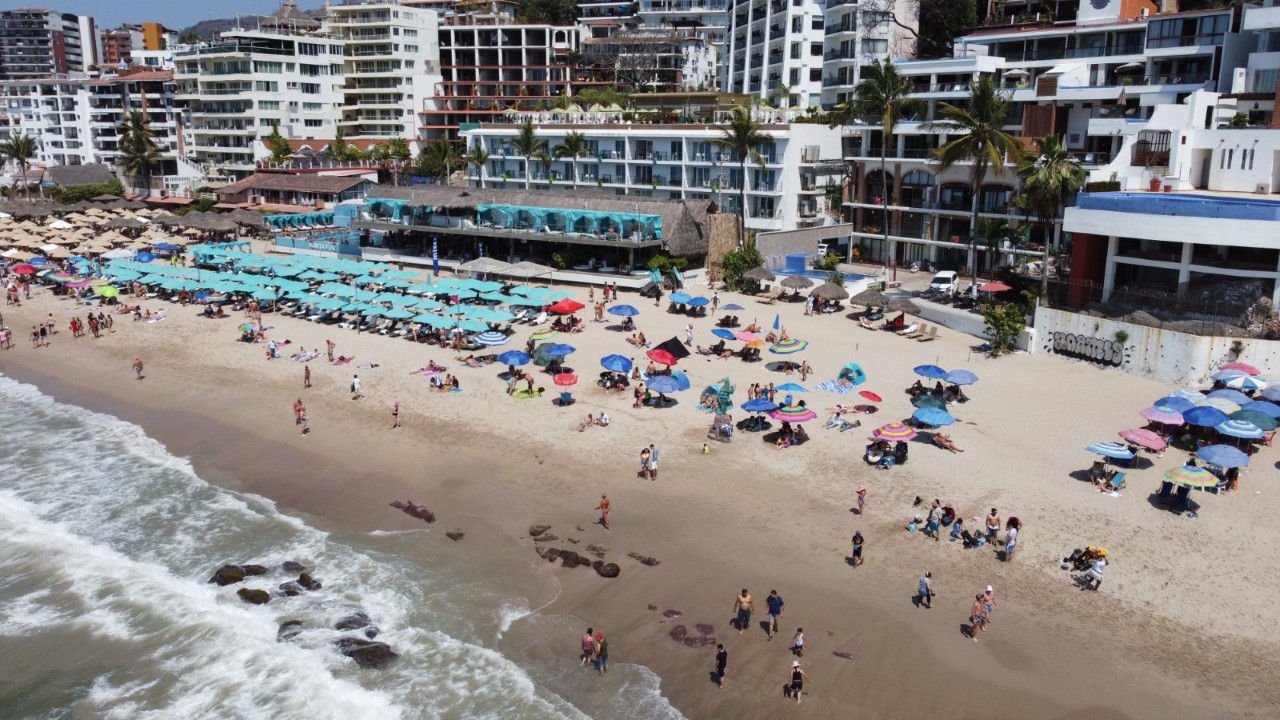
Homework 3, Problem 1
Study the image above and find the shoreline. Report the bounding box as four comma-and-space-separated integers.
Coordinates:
1, 288, 1273, 719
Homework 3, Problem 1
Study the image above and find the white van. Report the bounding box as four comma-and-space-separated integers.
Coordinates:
928, 271, 959, 296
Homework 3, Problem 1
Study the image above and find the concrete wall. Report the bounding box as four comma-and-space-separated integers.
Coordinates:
1033, 306, 1279, 385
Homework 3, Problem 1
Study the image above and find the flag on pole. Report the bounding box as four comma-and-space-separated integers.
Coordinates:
431, 235, 439, 277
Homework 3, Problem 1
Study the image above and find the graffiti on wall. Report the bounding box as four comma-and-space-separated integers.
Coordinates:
1042, 331, 1132, 367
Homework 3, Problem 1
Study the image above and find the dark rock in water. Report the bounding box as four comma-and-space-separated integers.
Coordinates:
297, 573, 322, 591
364, 627, 380, 639
281, 561, 306, 573
237, 588, 270, 605
390, 500, 435, 524
528, 524, 551, 538
335, 637, 400, 669
670, 625, 687, 642
209, 564, 245, 586
277, 620, 304, 642
647, 604, 658, 611
558, 550, 586, 568
540, 547, 561, 562
445, 531, 465, 542
695, 623, 714, 636
627, 552, 661, 567
335, 612, 372, 631
662, 609, 684, 618
278, 581, 304, 597
595, 562, 620, 578
242, 564, 268, 577
833, 651, 855, 661
683, 636, 716, 648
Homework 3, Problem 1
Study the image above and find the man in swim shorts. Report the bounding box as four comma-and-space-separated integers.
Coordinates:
733, 588, 753, 634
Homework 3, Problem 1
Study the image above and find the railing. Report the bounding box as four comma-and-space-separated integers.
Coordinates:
1147, 33, 1225, 49
909, 82, 972, 93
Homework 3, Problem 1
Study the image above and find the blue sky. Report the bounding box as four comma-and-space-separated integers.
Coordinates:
6, 1, 302, 30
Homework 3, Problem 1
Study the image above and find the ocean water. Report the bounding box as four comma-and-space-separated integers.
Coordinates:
0, 376, 682, 720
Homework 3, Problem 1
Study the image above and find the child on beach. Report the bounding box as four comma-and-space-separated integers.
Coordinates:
790, 628, 804, 657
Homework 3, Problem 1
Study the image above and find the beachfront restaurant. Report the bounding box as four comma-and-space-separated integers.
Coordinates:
348, 187, 712, 280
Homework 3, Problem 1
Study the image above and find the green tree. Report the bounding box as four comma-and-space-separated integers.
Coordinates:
386, 137, 411, 162
925, 76, 1022, 285
918, 0, 976, 58
510, 117, 548, 189
721, 246, 765, 291
518, 0, 578, 24
830, 58, 923, 276
328, 125, 349, 162
118, 110, 160, 198
982, 302, 1026, 356
266, 121, 292, 164
553, 130, 589, 188
419, 139, 458, 185
1016, 134, 1086, 306
465, 143, 490, 188
711, 107, 771, 248
0, 133, 38, 200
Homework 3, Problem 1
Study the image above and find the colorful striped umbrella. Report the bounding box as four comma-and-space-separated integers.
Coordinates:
1231, 410, 1277, 432
1199, 397, 1241, 413
1221, 374, 1268, 392
474, 331, 509, 346
1140, 406, 1183, 425
1086, 442, 1135, 460
1164, 465, 1217, 489
770, 404, 817, 423
1153, 396, 1196, 413
1167, 389, 1205, 402
1219, 362, 1259, 375
1207, 389, 1250, 405
1215, 419, 1264, 439
530, 328, 559, 341
770, 338, 808, 354
873, 422, 917, 441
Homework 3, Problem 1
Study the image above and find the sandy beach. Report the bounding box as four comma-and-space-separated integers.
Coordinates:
2, 267, 1277, 720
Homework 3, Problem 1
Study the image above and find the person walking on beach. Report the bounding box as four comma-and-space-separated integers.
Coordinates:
986, 508, 1001, 546
1084, 556, 1106, 591
132, 356, 144, 380
733, 589, 753, 634
714, 643, 727, 688
785, 661, 811, 703
391, 399, 401, 429
350, 374, 362, 400
326, 339, 335, 362
926, 500, 943, 542
918, 572, 935, 609
648, 443, 659, 480
850, 530, 864, 568
581, 627, 596, 667
790, 628, 805, 657
593, 631, 609, 674
639, 446, 651, 479
765, 590, 784, 640
304, 365, 312, 389
298, 404, 309, 435
969, 594, 988, 641
294, 398, 304, 425
856, 484, 867, 515
595, 494, 611, 531
684, 323, 693, 346
1004, 520, 1019, 562
711, 292, 719, 313
983, 586, 997, 622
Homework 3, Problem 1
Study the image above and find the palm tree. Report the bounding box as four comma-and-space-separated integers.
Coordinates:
0, 133, 38, 200
553, 131, 589, 188
118, 110, 160, 198
925, 76, 1022, 286
1016, 134, 1085, 306
419, 139, 458, 185
510, 117, 547, 189
465, 143, 490, 189
830, 59, 923, 276
711, 106, 771, 247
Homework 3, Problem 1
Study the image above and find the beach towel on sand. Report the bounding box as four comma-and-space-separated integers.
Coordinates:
512, 389, 544, 400
332, 357, 354, 366
816, 379, 857, 394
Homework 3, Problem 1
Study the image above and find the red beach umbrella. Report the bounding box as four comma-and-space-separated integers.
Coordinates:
547, 298, 585, 314
977, 281, 1012, 293
553, 373, 578, 387
858, 390, 883, 403
10, 264, 36, 275
1219, 362, 1259, 376
646, 348, 678, 366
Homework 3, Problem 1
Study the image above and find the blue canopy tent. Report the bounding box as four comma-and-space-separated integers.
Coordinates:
837, 362, 867, 385
477, 203, 663, 239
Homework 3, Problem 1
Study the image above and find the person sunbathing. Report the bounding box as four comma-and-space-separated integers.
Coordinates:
744, 322, 761, 333
698, 393, 717, 410
933, 433, 964, 453
427, 359, 445, 372
1088, 461, 1107, 486
626, 333, 642, 346
637, 332, 648, 346
765, 330, 779, 344
579, 413, 595, 432
595, 412, 610, 427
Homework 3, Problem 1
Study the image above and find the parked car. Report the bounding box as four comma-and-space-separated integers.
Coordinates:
928, 271, 959, 296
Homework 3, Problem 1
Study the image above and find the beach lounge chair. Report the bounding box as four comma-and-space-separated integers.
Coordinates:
1109, 471, 1126, 491
916, 326, 938, 342
530, 311, 548, 325
760, 287, 782, 304
1156, 480, 1174, 504
899, 324, 924, 339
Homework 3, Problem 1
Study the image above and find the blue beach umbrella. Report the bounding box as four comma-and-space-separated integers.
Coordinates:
775, 383, 808, 393
1215, 419, 1264, 439
912, 407, 955, 427
607, 304, 640, 317
600, 354, 633, 373
646, 374, 682, 393
1196, 444, 1250, 468
687, 296, 710, 307
1241, 400, 1280, 419
497, 350, 531, 366
672, 370, 692, 391
383, 308, 415, 319
722, 303, 745, 311
711, 328, 737, 341
1230, 410, 1276, 431
1221, 373, 1268, 392
913, 365, 948, 379
1167, 389, 1205, 402
742, 398, 778, 413
1183, 406, 1229, 427
669, 291, 692, 304
945, 369, 979, 385
1208, 389, 1251, 405
1086, 442, 1135, 460
545, 343, 577, 357
458, 319, 489, 333
1154, 396, 1196, 413
474, 331, 509, 346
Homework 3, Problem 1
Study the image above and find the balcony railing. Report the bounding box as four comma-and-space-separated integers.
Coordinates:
1147, 33, 1224, 49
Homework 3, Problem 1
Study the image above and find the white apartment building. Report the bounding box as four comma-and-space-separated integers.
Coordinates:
174, 29, 348, 177
460, 116, 845, 233
819, 0, 916, 109
723, 0, 826, 105
327, 1, 440, 142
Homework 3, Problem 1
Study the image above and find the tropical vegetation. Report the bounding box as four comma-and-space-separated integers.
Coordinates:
118, 110, 161, 197
711, 107, 771, 248
1016, 134, 1086, 306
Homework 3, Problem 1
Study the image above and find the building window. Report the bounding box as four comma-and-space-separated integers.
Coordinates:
810, 42, 822, 56
811, 17, 824, 30
790, 43, 800, 59
259, 100, 280, 110
301, 83, 320, 94
862, 38, 888, 54
256, 81, 278, 92
305, 119, 323, 127
809, 68, 821, 82
1252, 69, 1278, 94
790, 68, 799, 85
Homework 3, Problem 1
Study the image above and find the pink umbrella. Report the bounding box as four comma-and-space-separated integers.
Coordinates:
734, 331, 760, 342
1219, 362, 1259, 376
1119, 428, 1167, 451
1140, 406, 1183, 425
